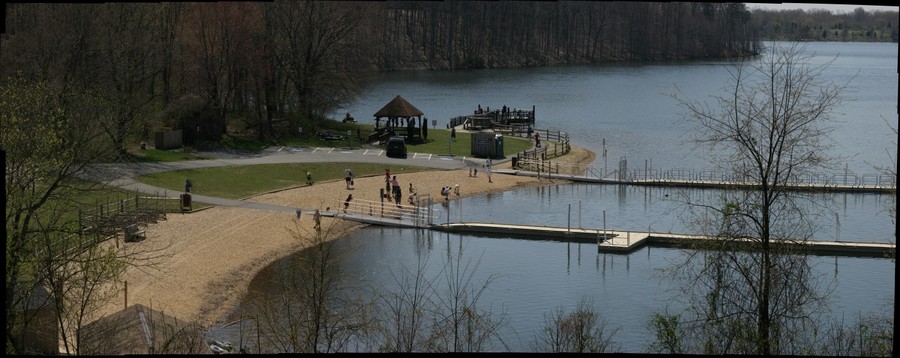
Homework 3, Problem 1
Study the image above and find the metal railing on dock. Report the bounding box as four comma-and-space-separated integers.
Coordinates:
335, 194, 435, 228
511, 156, 895, 193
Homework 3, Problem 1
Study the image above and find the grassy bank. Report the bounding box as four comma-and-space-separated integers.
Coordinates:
137, 163, 439, 199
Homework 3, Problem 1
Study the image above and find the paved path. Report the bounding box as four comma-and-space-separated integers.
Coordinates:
84, 145, 503, 215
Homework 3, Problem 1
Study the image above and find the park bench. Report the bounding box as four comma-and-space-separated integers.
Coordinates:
124, 224, 146, 242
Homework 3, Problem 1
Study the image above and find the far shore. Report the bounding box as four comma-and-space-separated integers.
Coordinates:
90, 145, 596, 330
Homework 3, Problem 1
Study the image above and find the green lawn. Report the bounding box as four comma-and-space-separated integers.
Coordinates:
31, 179, 212, 228
405, 129, 532, 157
136, 163, 438, 199
129, 126, 533, 163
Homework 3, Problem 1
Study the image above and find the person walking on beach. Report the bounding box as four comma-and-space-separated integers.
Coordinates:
486, 159, 493, 183
313, 209, 321, 230
306, 171, 313, 185
534, 132, 541, 148
345, 168, 354, 189
391, 176, 402, 206
343, 194, 353, 213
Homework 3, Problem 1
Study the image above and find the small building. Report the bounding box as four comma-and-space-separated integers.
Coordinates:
78, 304, 208, 355
13, 284, 59, 355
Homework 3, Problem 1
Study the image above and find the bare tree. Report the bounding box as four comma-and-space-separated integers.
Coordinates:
369, 236, 507, 352
372, 250, 439, 352
812, 309, 894, 356
424, 240, 506, 352
3, 74, 116, 353
656, 42, 847, 355
91, 4, 166, 157
249, 221, 371, 353
531, 297, 620, 353
264, 1, 364, 120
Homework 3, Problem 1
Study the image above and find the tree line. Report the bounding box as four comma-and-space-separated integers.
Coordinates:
751, 7, 898, 42
3, 3, 894, 355
1, 2, 760, 151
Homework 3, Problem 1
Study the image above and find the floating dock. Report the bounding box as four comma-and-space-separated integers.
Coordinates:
430, 222, 894, 258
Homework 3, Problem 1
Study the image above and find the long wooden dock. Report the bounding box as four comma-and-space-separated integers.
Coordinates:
597, 231, 895, 258
431, 222, 894, 258
433, 222, 616, 243
495, 168, 896, 194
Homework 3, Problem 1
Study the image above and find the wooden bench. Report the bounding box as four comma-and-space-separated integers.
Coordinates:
124, 224, 146, 242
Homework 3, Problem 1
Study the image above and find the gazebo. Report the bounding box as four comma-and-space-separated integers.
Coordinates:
373, 95, 425, 143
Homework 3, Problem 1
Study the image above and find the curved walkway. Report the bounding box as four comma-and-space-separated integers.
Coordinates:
84, 145, 503, 215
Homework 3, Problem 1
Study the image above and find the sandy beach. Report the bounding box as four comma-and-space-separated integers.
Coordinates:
91, 146, 594, 328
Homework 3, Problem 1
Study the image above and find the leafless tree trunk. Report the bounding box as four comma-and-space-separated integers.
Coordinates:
371, 251, 439, 352
249, 222, 371, 353
531, 297, 620, 353
656, 42, 847, 355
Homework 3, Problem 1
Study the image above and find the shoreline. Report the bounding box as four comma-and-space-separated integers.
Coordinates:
92, 146, 596, 329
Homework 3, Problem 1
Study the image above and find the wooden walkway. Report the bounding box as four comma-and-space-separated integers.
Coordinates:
494, 168, 896, 194
597, 231, 894, 258
429, 222, 894, 258
433, 222, 616, 243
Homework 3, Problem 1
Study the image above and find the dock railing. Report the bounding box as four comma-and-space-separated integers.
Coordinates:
620, 168, 896, 189
513, 129, 571, 164
337, 195, 434, 228
512, 157, 895, 191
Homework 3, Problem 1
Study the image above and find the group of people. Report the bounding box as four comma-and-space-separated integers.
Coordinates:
302, 160, 495, 224
468, 159, 492, 183
382, 169, 406, 207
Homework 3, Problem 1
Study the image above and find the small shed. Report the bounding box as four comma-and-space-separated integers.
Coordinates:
471, 132, 504, 159
13, 284, 58, 355
373, 95, 425, 143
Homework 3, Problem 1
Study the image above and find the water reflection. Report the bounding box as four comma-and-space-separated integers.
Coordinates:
223, 210, 892, 353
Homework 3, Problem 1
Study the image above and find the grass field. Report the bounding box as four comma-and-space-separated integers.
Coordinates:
136, 163, 438, 199
404, 129, 532, 157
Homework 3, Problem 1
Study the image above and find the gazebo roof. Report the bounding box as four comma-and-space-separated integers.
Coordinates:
374, 95, 423, 118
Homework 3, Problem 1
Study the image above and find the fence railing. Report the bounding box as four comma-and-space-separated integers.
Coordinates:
80, 193, 184, 238
336, 195, 435, 227
618, 168, 896, 189
513, 129, 571, 164
513, 157, 896, 190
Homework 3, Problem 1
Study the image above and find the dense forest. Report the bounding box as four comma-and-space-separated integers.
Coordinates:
0, 1, 805, 149
2, 2, 896, 149
752, 7, 898, 42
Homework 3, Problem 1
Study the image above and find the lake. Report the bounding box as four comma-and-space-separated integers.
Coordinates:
218, 41, 896, 353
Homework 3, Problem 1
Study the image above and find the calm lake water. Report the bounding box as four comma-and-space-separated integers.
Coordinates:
221, 42, 896, 353
333, 41, 897, 175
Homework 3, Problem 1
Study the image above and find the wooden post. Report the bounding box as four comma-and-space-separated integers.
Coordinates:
124, 280, 128, 310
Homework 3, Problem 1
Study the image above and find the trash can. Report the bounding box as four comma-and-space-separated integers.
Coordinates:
180, 193, 192, 212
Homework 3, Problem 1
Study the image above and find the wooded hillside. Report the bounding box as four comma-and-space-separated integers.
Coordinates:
1, 2, 758, 144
